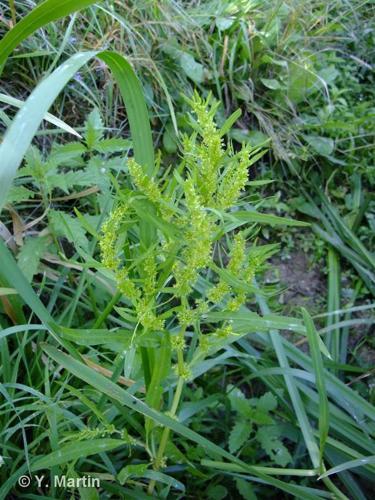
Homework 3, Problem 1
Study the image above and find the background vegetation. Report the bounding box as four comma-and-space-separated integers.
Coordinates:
0, 0, 374, 498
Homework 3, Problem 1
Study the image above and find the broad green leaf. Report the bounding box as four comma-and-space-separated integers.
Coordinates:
303, 135, 334, 157
180, 52, 205, 84
17, 236, 49, 282
261, 78, 283, 90
85, 108, 104, 149
287, 60, 318, 103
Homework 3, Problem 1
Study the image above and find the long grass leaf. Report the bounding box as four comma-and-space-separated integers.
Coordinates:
319, 455, 375, 479
0, 92, 81, 137
302, 308, 329, 467
327, 248, 341, 366
31, 439, 125, 471
0, 0, 99, 73
0, 51, 95, 212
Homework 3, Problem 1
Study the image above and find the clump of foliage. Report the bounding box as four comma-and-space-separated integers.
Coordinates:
0, 1, 374, 499
97, 93, 273, 492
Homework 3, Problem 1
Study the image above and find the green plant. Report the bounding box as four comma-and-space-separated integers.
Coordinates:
1, 2, 375, 498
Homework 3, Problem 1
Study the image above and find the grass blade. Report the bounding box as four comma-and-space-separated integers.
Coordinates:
0, 0, 99, 73
302, 307, 329, 468
31, 439, 125, 471
319, 455, 375, 479
327, 248, 341, 367
0, 92, 81, 137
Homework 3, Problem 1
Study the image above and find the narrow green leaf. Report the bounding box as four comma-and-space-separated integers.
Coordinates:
0, 0, 99, 72
31, 439, 125, 471
255, 284, 321, 469
319, 455, 375, 479
228, 210, 310, 228
0, 92, 81, 137
302, 307, 329, 465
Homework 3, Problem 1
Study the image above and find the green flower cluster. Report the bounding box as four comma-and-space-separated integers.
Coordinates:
99, 203, 162, 331
99, 92, 268, 350
183, 92, 253, 210
173, 179, 213, 297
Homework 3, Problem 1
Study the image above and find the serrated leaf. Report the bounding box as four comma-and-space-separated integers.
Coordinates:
257, 392, 278, 413
49, 210, 88, 251
250, 409, 274, 425
50, 142, 86, 165
229, 420, 252, 454
85, 108, 104, 149
55, 169, 103, 191
22, 145, 44, 177
118, 463, 149, 485
94, 138, 131, 153
256, 426, 292, 467
17, 236, 49, 282
207, 485, 228, 499
6, 185, 35, 204
228, 387, 253, 418
46, 174, 69, 193
235, 478, 257, 500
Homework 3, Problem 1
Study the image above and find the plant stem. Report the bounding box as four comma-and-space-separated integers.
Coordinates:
9, 0, 16, 25
93, 290, 122, 328
147, 375, 185, 495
